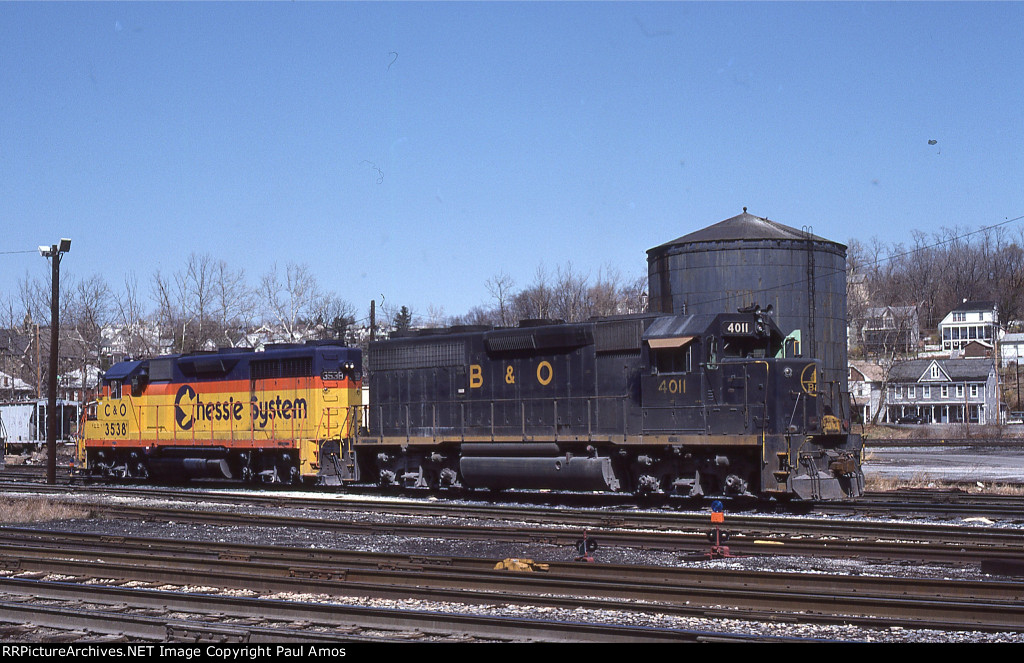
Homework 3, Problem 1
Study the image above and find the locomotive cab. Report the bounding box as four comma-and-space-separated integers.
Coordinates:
640, 309, 862, 499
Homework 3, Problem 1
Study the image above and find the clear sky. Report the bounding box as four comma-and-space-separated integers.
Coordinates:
2, 2, 1023, 323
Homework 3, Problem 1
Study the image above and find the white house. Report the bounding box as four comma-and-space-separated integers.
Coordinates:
1000, 332, 1024, 367
848, 361, 885, 423
939, 301, 999, 352
0, 369, 33, 401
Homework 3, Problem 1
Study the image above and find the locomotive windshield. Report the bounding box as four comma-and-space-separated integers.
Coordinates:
720, 335, 771, 358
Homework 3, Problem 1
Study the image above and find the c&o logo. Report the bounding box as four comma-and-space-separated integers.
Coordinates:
174, 384, 197, 430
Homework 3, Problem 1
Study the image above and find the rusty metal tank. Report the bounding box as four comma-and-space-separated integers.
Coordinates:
646, 209, 850, 402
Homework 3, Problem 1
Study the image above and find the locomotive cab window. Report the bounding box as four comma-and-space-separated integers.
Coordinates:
722, 337, 768, 359
108, 380, 121, 399
647, 337, 694, 374
652, 345, 692, 374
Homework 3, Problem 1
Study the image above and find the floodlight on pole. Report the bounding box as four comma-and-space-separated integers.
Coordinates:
40, 239, 71, 485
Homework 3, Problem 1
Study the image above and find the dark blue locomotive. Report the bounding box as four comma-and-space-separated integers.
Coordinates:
356, 307, 864, 500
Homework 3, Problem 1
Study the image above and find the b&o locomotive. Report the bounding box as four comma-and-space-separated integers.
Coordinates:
78, 307, 864, 500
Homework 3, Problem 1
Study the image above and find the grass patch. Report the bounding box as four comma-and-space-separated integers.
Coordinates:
865, 474, 1024, 495
860, 423, 1024, 440
0, 497, 93, 523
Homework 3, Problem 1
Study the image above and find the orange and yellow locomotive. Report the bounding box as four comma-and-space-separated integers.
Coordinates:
78, 342, 361, 484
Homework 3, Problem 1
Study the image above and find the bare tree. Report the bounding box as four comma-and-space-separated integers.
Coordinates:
310, 291, 357, 342
468, 263, 647, 327
67, 273, 112, 394
18, 269, 67, 329
183, 253, 216, 349
485, 272, 516, 327
211, 259, 255, 347
150, 253, 221, 352
422, 304, 448, 328
16, 268, 73, 396
511, 264, 555, 321
550, 262, 590, 322
260, 262, 321, 342
449, 305, 500, 327
114, 272, 157, 359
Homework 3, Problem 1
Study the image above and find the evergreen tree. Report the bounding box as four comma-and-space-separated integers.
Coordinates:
393, 306, 413, 333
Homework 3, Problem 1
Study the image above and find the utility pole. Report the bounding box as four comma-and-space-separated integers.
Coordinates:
39, 239, 71, 485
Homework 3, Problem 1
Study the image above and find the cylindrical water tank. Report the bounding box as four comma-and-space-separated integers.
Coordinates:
647, 209, 849, 399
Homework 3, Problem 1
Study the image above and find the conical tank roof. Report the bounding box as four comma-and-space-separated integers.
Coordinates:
648, 209, 837, 255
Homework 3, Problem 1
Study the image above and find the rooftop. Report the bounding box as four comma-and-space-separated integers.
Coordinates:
648, 209, 838, 254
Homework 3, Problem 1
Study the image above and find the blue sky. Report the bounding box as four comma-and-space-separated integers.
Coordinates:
2, 2, 1023, 322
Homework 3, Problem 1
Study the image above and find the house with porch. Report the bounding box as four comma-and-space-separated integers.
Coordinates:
886, 357, 999, 425
939, 301, 999, 353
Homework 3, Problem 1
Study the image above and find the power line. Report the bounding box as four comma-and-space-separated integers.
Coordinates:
680, 212, 1024, 311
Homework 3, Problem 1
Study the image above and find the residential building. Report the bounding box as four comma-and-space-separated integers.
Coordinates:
1000, 332, 1024, 367
857, 305, 921, 355
0, 370, 33, 401
939, 301, 999, 352
848, 361, 885, 423
886, 357, 999, 425
1, 324, 97, 403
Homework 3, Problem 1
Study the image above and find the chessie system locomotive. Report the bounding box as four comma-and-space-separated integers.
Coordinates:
78, 306, 864, 500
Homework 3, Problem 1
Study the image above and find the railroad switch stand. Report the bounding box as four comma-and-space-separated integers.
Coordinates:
575, 531, 598, 563
701, 500, 740, 560
706, 510, 737, 559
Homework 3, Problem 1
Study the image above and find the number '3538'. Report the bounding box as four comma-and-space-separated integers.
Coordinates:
104, 422, 128, 436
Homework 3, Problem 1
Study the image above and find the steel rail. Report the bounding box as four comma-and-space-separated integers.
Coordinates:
0, 597, 367, 643
6, 479, 1020, 546
4, 483, 1024, 558
71, 502, 1024, 563
6, 476, 1024, 522
2, 527, 1023, 604
1, 531, 1022, 632
0, 577, 789, 644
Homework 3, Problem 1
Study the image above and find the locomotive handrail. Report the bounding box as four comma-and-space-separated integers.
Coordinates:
366, 394, 637, 441
700, 366, 709, 432
787, 390, 804, 434
314, 404, 352, 441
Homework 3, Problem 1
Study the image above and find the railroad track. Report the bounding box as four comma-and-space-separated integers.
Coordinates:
0, 527, 1021, 635
4, 483, 1023, 564
812, 490, 1024, 520
7, 475, 1024, 521
6, 457, 1024, 509
6, 464, 1024, 521
0, 575, 749, 644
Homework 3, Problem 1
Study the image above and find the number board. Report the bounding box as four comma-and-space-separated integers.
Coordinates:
720, 318, 757, 336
